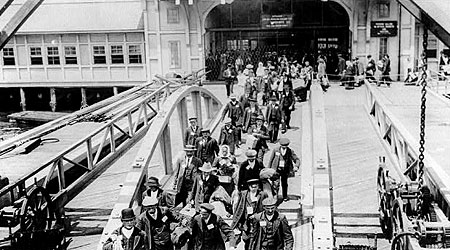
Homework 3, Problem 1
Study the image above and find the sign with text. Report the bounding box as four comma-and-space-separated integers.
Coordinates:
370, 21, 398, 37
261, 14, 294, 29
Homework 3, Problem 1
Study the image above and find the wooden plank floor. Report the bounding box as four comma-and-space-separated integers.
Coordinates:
372, 83, 450, 178
324, 85, 395, 250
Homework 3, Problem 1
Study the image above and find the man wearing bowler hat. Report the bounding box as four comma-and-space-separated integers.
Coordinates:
265, 96, 282, 143
249, 115, 270, 162
247, 197, 293, 250
222, 94, 244, 126
242, 97, 263, 133
136, 196, 184, 250
238, 149, 264, 191
103, 208, 147, 250
184, 116, 202, 146
268, 138, 300, 202
196, 128, 219, 164
174, 145, 203, 207
223, 63, 236, 98
218, 117, 240, 155
188, 162, 220, 211
142, 176, 173, 208
189, 203, 236, 250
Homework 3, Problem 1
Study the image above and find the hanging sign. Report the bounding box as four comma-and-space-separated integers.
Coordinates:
370, 21, 398, 37
261, 14, 294, 29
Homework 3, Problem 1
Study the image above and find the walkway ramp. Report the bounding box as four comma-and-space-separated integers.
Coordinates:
324, 85, 398, 249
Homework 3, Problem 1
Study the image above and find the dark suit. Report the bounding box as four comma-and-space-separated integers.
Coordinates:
102, 227, 147, 250
188, 174, 220, 211
184, 125, 202, 146
196, 136, 219, 163
238, 160, 264, 191
218, 124, 239, 155
268, 146, 300, 199
243, 106, 263, 133
174, 153, 203, 206
222, 100, 244, 125
280, 90, 295, 129
265, 103, 282, 142
189, 213, 236, 250
249, 124, 270, 161
136, 207, 179, 250
248, 211, 294, 250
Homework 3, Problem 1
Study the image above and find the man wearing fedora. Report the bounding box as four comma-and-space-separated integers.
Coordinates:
268, 138, 300, 202
218, 117, 240, 155
242, 98, 263, 133
238, 150, 264, 191
136, 196, 184, 250
195, 128, 219, 164
247, 198, 293, 250
142, 176, 173, 208
222, 94, 244, 126
184, 116, 202, 147
265, 96, 282, 143
279, 85, 295, 131
103, 208, 147, 250
249, 115, 270, 161
189, 203, 236, 250
174, 145, 203, 207
188, 162, 220, 211
231, 179, 268, 250
223, 63, 236, 98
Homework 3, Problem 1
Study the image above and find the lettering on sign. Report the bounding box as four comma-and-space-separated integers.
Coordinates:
261, 14, 294, 29
370, 21, 398, 37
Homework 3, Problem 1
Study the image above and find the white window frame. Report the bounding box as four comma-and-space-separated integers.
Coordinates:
93, 45, 107, 64
30, 46, 43, 65
2, 47, 15, 66
128, 44, 142, 64
167, 7, 180, 24
110, 44, 124, 64
47, 46, 60, 65
64, 46, 78, 65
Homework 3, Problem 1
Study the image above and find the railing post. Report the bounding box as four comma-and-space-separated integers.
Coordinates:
159, 125, 173, 174
178, 98, 188, 144
203, 95, 213, 120
109, 126, 116, 153
57, 159, 66, 190
86, 138, 94, 170
191, 91, 203, 126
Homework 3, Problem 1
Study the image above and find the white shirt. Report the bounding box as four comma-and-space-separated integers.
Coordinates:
150, 189, 158, 198
185, 156, 192, 167
280, 147, 287, 156
247, 160, 255, 169
149, 209, 158, 220
122, 227, 133, 239
265, 214, 274, 221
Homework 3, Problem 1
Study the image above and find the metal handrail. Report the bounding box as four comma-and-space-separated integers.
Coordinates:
0, 82, 173, 204
426, 69, 450, 95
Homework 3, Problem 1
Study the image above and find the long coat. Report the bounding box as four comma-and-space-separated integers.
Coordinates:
174, 153, 203, 193
188, 174, 220, 211
184, 125, 202, 146
189, 213, 236, 250
268, 146, 300, 175
248, 124, 269, 152
222, 100, 244, 123
248, 211, 294, 250
238, 160, 264, 191
195, 136, 220, 163
231, 190, 268, 229
265, 104, 282, 129
242, 106, 263, 133
103, 226, 148, 250
218, 124, 239, 154
136, 207, 179, 250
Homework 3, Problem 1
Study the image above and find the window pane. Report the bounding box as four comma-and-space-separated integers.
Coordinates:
93, 46, 105, 54
30, 47, 42, 56
111, 45, 123, 54
3, 57, 15, 65
111, 55, 124, 64
64, 46, 77, 55
48, 56, 60, 65
128, 45, 141, 53
47, 47, 59, 55
169, 41, 180, 68
94, 56, 106, 64
129, 55, 142, 64
31, 57, 43, 65
65, 57, 77, 64
3, 48, 14, 56
128, 45, 142, 64
167, 8, 179, 24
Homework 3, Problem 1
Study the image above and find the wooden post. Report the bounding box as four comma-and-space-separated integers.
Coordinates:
203, 95, 213, 119
81, 87, 88, 109
113, 87, 119, 96
57, 159, 66, 190
178, 98, 188, 144
191, 91, 203, 126
49, 87, 57, 112
19, 88, 26, 111
160, 125, 173, 174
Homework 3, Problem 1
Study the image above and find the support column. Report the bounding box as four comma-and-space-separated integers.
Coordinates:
113, 87, 119, 96
203, 95, 213, 119
177, 98, 188, 144
160, 124, 173, 174
49, 88, 57, 112
81, 87, 88, 109
191, 91, 202, 126
19, 88, 26, 111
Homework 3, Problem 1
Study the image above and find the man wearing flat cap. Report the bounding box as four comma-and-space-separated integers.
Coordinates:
232, 179, 268, 249
247, 197, 293, 250
136, 196, 183, 250
265, 96, 282, 143
142, 176, 173, 208
103, 208, 147, 250
184, 116, 202, 147
174, 145, 203, 207
222, 94, 244, 127
189, 203, 236, 250
195, 128, 219, 164
243, 98, 263, 133
188, 162, 220, 211
238, 149, 265, 191
219, 117, 240, 155
268, 138, 300, 201
249, 115, 270, 162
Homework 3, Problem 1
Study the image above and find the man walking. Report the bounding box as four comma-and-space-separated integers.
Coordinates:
265, 96, 282, 143
174, 145, 202, 207
279, 86, 295, 131
184, 116, 202, 146
222, 94, 244, 126
268, 138, 300, 201
218, 118, 240, 155
196, 128, 219, 164
238, 150, 264, 191
223, 64, 236, 98
188, 163, 220, 211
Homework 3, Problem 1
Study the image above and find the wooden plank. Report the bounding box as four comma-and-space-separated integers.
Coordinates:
8, 111, 68, 123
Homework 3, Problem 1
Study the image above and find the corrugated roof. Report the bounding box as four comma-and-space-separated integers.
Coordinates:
414, 0, 450, 36
0, 0, 144, 33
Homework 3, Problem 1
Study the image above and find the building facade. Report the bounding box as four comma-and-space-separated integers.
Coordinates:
0, 0, 447, 112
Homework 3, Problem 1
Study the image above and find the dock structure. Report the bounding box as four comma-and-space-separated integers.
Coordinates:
7, 111, 68, 123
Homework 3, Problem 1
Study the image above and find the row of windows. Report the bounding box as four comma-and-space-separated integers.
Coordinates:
2, 45, 142, 66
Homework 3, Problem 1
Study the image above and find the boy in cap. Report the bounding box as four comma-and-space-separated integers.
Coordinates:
136, 196, 184, 250
188, 162, 220, 211
268, 138, 300, 201
265, 96, 282, 143
238, 150, 265, 191
189, 203, 236, 250
174, 145, 203, 207
142, 176, 173, 208
184, 116, 202, 146
195, 128, 219, 164
102, 208, 147, 250
219, 117, 240, 155
247, 198, 293, 250
222, 94, 244, 126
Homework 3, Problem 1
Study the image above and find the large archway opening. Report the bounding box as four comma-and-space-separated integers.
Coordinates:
204, 0, 350, 80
